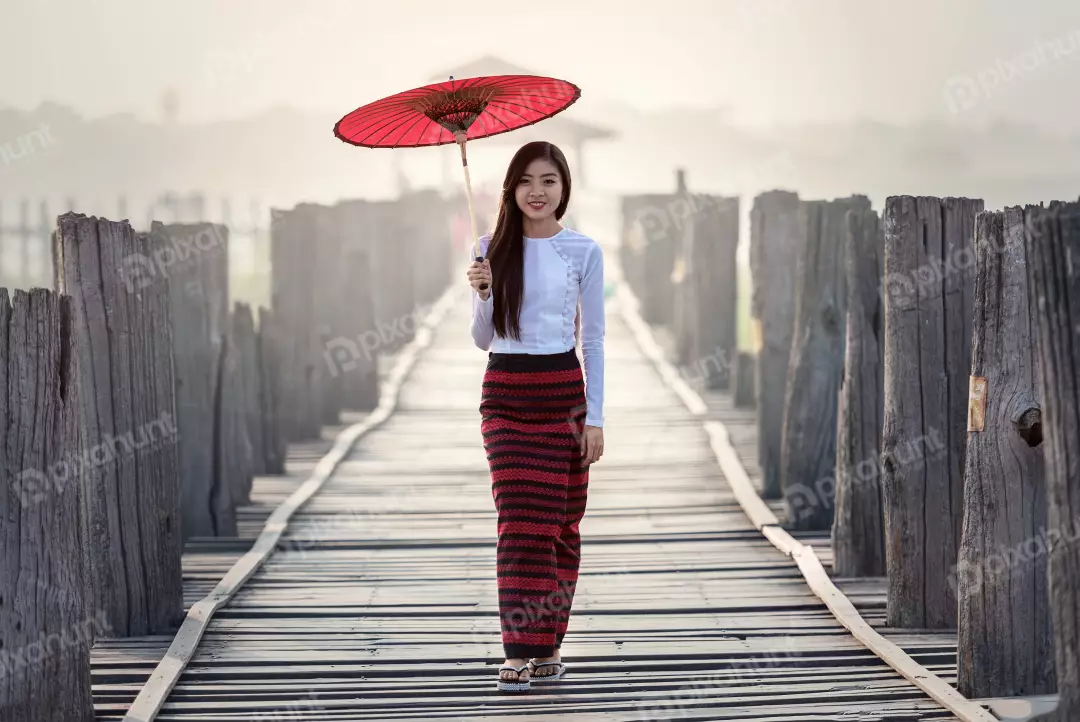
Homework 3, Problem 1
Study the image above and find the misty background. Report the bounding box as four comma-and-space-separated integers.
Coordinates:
2, 0, 1079, 294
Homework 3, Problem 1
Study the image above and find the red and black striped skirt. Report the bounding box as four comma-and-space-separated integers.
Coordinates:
479, 348, 590, 659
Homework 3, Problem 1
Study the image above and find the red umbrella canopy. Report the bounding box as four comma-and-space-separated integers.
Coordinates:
334, 74, 581, 148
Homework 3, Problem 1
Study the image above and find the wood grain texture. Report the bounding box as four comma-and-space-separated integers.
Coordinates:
128, 230, 185, 636
749, 191, 802, 499
833, 208, 886, 577
1024, 201, 1080, 722
881, 196, 984, 630
153, 222, 229, 540
55, 214, 184, 637
958, 207, 1053, 698
781, 196, 871, 531
0, 289, 94, 722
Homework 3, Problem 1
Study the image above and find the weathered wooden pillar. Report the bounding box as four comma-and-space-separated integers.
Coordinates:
781, 195, 870, 530
674, 194, 739, 387
152, 221, 230, 539
313, 204, 344, 425
732, 351, 756, 408
749, 191, 802, 499
1025, 201, 1080, 722
881, 196, 983, 629
213, 303, 255, 530
624, 193, 680, 325
55, 213, 185, 636
0, 288, 95, 722
957, 207, 1053, 697
256, 306, 287, 474
270, 205, 323, 441
339, 247, 380, 410
231, 302, 263, 483
833, 208, 886, 577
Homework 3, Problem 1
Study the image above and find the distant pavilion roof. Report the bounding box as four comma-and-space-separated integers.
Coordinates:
427, 55, 616, 145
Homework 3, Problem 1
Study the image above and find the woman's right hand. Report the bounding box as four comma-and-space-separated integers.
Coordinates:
466, 259, 492, 300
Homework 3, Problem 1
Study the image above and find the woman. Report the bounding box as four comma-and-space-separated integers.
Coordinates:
465, 141, 605, 693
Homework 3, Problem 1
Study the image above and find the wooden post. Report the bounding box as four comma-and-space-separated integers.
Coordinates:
881, 196, 983, 629
231, 302, 263, 480
622, 193, 681, 325
0, 289, 95, 722
749, 191, 802, 499
781, 195, 870, 530
152, 222, 230, 539
1024, 201, 1080, 721
333, 200, 381, 405
270, 205, 323, 441
54, 213, 185, 636
674, 194, 739, 386
732, 351, 756, 408
957, 207, 1053, 697
313, 205, 343, 426
833, 208, 886, 577
214, 303, 256, 523
256, 306, 287, 474
339, 247, 379, 410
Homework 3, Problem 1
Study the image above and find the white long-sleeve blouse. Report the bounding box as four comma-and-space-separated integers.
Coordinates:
470, 227, 605, 428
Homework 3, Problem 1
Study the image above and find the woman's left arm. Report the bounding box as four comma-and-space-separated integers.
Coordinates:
579, 243, 605, 428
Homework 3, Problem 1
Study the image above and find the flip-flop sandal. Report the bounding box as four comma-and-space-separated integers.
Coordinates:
527, 659, 567, 682
496, 662, 531, 693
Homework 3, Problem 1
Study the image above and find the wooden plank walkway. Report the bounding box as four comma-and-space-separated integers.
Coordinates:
92, 290, 968, 720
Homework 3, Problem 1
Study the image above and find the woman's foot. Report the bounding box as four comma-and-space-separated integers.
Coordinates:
528, 651, 565, 679
496, 656, 531, 690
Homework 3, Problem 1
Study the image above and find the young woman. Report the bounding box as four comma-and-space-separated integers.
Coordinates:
465, 141, 605, 693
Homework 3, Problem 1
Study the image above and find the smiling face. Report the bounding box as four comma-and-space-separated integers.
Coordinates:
514, 157, 564, 223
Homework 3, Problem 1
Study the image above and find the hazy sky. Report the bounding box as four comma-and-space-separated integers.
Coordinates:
4, 0, 1080, 133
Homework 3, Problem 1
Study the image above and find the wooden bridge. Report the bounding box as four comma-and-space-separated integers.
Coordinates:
4, 189, 1078, 721
88, 285, 1000, 720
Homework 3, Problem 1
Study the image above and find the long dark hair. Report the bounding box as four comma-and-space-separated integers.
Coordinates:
487, 141, 572, 340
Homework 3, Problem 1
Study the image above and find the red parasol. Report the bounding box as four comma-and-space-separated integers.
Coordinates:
334, 74, 581, 286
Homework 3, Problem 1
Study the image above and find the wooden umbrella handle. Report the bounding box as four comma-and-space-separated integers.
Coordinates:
456, 131, 488, 291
